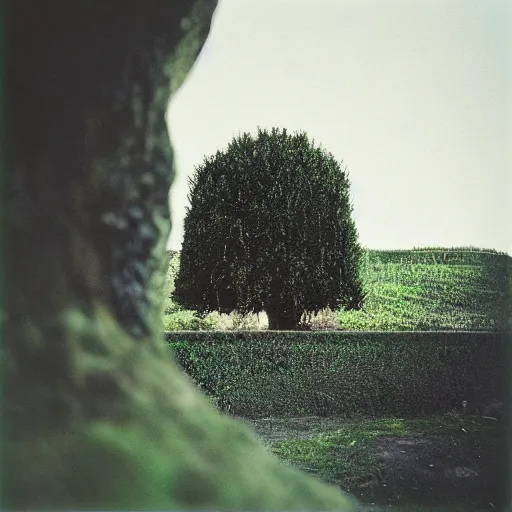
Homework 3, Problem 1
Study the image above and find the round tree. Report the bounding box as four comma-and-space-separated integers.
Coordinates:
173, 127, 366, 330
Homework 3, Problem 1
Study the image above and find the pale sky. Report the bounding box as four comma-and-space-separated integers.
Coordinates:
166, 0, 511, 255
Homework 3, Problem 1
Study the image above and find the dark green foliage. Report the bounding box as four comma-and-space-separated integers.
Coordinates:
166, 331, 508, 419
173, 127, 365, 330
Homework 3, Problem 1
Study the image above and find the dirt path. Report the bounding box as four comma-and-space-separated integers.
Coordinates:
237, 415, 506, 511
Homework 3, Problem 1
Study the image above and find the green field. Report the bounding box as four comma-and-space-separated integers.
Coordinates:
163, 247, 512, 332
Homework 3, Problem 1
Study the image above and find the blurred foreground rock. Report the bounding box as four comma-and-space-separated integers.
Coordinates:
2, 1, 359, 509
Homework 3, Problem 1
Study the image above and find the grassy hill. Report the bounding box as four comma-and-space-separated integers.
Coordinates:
163, 247, 512, 332
338, 247, 511, 331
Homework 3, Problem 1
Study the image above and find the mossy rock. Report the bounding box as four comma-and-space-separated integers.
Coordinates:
3, 1, 360, 509
3, 306, 359, 510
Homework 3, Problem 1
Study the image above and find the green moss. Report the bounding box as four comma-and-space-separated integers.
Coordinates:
5, 424, 176, 509
4, 304, 359, 510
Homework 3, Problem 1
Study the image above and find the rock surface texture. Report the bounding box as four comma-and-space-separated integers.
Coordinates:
2, 1, 359, 510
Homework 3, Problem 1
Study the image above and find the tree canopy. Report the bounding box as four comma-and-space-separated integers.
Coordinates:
174, 127, 366, 330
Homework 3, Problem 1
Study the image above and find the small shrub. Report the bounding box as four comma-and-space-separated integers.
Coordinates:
163, 311, 219, 331
230, 311, 266, 331
163, 296, 183, 315
203, 311, 268, 331
304, 308, 339, 330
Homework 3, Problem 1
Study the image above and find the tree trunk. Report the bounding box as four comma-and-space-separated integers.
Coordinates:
266, 306, 303, 330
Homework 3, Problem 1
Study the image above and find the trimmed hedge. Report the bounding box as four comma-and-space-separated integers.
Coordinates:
165, 331, 509, 419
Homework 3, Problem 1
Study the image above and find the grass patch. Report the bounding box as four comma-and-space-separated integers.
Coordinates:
254, 412, 504, 509
265, 413, 497, 483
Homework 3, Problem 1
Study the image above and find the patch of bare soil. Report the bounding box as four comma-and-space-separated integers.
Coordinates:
238, 415, 506, 512
368, 433, 501, 510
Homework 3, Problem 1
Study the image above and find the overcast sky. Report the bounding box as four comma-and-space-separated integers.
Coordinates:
166, 0, 511, 255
